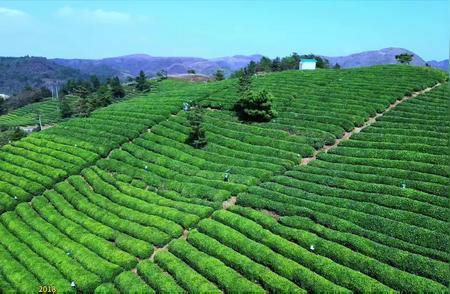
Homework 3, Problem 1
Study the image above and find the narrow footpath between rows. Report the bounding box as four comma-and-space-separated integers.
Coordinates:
300, 82, 442, 166
118, 81, 444, 280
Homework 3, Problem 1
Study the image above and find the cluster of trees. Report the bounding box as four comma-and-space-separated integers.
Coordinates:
61, 75, 126, 118
0, 126, 27, 147
231, 53, 331, 78
1, 86, 52, 114
63, 70, 161, 118
395, 53, 414, 65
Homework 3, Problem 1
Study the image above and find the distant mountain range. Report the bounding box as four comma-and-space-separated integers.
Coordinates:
52, 54, 263, 79
323, 47, 427, 68
426, 59, 448, 71
0, 48, 447, 95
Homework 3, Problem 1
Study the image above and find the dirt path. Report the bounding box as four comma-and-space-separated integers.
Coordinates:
300, 82, 441, 166
222, 196, 237, 209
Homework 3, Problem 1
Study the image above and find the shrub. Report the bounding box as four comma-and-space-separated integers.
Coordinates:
154, 251, 221, 293
114, 272, 154, 293
234, 89, 276, 122
137, 261, 185, 293
169, 239, 265, 293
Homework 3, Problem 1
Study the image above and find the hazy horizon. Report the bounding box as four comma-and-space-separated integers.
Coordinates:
0, 0, 448, 60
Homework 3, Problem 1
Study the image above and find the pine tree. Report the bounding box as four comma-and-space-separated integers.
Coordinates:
109, 76, 125, 98
74, 85, 91, 117
238, 68, 252, 94
90, 75, 101, 90
185, 105, 207, 148
96, 84, 112, 107
60, 98, 73, 118
271, 57, 281, 71
136, 70, 150, 92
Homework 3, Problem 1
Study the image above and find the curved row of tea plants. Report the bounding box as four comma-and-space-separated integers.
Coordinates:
0, 96, 78, 127
0, 81, 228, 213
0, 164, 216, 292
0, 66, 446, 292
94, 207, 446, 293
238, 83, 449, 289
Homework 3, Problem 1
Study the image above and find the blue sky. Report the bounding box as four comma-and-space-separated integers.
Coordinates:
0, 0, 447, 60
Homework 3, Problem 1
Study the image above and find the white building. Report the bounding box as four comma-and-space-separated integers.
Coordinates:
0, 94, 10, 100
299, 58, 317, 70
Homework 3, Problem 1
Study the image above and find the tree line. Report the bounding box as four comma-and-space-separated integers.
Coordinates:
231, 53, 336, 78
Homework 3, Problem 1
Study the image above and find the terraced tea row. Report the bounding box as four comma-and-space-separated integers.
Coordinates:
0, 165, 217, 292
94, 207, 446, 293
0, 66, 446, 292
0, 96, 78, 127
238, 83, 449, 288
0, 81, 229, 213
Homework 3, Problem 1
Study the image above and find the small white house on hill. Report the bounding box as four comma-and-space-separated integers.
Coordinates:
299, 58, 317, 70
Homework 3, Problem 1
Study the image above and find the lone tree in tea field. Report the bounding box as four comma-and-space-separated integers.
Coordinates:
234, 69, 276, 122
234, 89, 276, 122
186, 103, 207, 148
395, 53, 414, 64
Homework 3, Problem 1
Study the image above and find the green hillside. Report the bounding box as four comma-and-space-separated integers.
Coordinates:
0, 96, 79, 127
0, 65, 447, 292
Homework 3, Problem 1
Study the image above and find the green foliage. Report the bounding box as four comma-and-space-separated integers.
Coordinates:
214, 69, 225, 81
0, 67, 446, 293
187, 229, 304, 293
136, 70, 151, 92
59, 97, 73, 118
10, 127, 27, 141
300, 54, 330, 68
0, 97, 6, 115
185, 105, 207, 148
154, 251, 221, 293
234, 89, 276, 122
187, 68, 196, 74
157, 69, 168, 80
90, 75, 101, 91
109, 76, 125, 98
238, 68, 252, 93
395, 53, 414, 64
95, 283, 119, 294
137, 261, 185, 293
114, 272, 154, 293
196, 217, 348, 292
169, 239, 265, 293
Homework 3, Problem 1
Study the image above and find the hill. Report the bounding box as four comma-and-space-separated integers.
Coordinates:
0, 57, 85, 95
323, 47, 427, 68
427, 59, 448, 71
52, 54, 263, 78
0, 65, 447, 292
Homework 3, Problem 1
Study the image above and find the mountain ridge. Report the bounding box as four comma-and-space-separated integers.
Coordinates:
0, 48, 446, 95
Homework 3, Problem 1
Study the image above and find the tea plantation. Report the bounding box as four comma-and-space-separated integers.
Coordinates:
0, 96, 79, 128
0, 65, 447, 293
